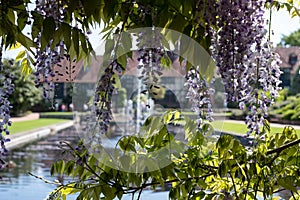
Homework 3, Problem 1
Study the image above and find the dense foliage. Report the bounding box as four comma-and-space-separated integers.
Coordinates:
4, 59, 42, 116
49, 115, 300, 200
0, 0, 300, 199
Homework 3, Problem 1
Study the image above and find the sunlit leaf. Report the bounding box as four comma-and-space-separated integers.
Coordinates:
9, 42, 22, 50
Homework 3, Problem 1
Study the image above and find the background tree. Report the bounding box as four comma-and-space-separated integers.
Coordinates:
279, 29, 300, 46
4, 59, 42, 116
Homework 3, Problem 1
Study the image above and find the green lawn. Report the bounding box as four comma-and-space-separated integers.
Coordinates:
9, 119, 70, 134
211, 120, 300, 135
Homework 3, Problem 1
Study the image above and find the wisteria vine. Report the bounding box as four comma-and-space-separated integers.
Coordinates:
186, 67, 214, 126
34, 0, 67, 98
0, 41, 14, 168
93, 61, 122, 134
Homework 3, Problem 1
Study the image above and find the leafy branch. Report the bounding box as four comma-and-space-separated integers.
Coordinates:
266, 138, 300, 155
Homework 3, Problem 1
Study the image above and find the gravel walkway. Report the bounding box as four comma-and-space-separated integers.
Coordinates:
10, 113, 40, 122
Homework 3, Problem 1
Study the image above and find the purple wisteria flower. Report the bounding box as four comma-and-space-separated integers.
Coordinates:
93, 61, 122, 134
185, 67, 214, 126
0, 45, 14, 168
34, 0, 67, 98
136, 29, 165, 86
209, 0, 282, 135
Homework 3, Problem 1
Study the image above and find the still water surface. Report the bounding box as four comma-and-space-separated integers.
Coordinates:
0, 128, 168, 200
0, 128, 79, 199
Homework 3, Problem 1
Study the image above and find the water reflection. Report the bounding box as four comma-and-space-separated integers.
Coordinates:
0, 128, 79, 200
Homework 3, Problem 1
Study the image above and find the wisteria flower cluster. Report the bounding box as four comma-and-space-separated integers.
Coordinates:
186, 67, 214, 126
35, 0, 67, 21
93, 61, 122, 134
34, 0, 67, 98
0, 45, 14, 168
136, 29, 165, 85
209, 0, 281, 135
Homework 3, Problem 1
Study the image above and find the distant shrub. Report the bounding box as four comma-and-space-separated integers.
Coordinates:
3, 60, 42, 116
282, 109, 295, 120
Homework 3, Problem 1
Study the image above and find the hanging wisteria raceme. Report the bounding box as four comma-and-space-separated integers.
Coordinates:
241, 40, 282, 136
93, 61, 122, 134
33, 0, 67, 98
210, 0, 282, 135
214, 0, 262, 102
0, 42, 14, 169
33, 37, 64, 98
188, 0, 218, 126
240, 2, 281, 136
136, 29, 165, 86
186, 67, 214, 126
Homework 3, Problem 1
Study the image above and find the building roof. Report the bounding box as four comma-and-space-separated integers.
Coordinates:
52, 52, 186, 83
275, 46, 300, 74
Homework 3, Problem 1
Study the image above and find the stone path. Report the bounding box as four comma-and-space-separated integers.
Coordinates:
10, 113, 40, 122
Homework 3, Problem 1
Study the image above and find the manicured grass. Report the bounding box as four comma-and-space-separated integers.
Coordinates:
211, 120, 300, 135
9, 119, 70, 134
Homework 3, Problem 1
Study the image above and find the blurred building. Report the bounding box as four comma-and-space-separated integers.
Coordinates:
51, 52, 190, 111
275, 46, 300, 88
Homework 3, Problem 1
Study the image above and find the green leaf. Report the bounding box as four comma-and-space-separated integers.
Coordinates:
263, 119, 271, 133
156, 7, 172, 28
183, 24, 193, 38
7, 9, 15, 24
61, 23, 72, 50
21, 58, 32, 75
16, 33, 35, 49
50, 164, 55, 176
72, 28, 80, 57
105, 39, 115, 54
50, 25, 63, 49
79, 32, 88, 55
278, 176, 297, 192
66, 161, 75, 176
42, 17, 56, 44
236, 161, 247, 179
117, 53, 127, 69
103, 0, 117, 23
120, 154, 130, 169
17, 10, 29, 31
16, 50, 25, 61
120, 32, 132, 53
60, 184, 82, 196
101, 185, 116, 200
9, 42, 22, 50
31, 11, 43, 40
182, 0, 193, 16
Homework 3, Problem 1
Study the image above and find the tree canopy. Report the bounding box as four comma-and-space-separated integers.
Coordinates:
279, 29, 300, 46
